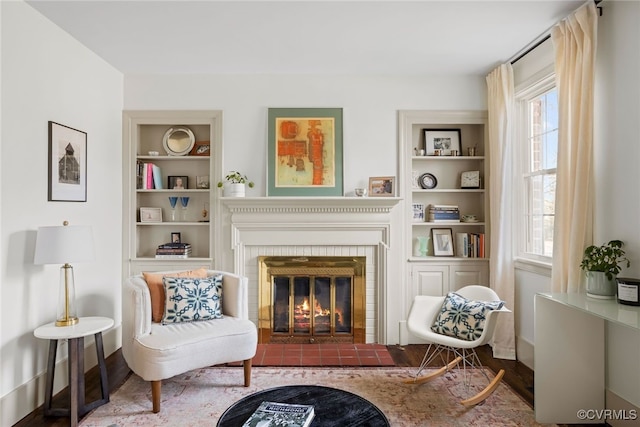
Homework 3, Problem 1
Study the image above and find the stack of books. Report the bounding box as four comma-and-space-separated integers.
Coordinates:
455, 232, 485, 258
136, 161, 163, 189
155, 242, 191, 259
427, 204, 460, 222
242, 401, 315, 427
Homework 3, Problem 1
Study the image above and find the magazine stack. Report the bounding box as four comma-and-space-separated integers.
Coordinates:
242, 401, 315, 427
427, 204, 460, 222
155, 242, 191, 259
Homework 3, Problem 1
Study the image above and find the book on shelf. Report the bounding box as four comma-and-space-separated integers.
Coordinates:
242, 401, 315, 427
454, 232, 485, 258
427, 204, 460, 222
139, 162, 162, 189
155, 249, 192, 255
158, 242, 192, 249
155, 254, 191, 259
136, 161, 144, 189
152, 164, 163, 189
456, 232, 470, 257
428, 204, 459, 210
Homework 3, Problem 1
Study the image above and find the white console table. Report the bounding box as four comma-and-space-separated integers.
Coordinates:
534, 293, 640, 424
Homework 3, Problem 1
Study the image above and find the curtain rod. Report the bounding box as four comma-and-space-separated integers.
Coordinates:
510, 0, 603, 65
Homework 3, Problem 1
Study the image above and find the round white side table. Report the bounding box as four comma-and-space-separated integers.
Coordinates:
34, 316, 114, 427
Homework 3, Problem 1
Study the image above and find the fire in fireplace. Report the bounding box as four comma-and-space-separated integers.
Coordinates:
258, 256, 366, 344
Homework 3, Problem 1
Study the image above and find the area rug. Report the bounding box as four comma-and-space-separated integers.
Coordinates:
80, 367, 553, 427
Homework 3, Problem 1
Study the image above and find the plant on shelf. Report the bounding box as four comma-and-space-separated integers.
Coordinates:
579, 240, 630, 298
217, 171, 254, 187
217, 171, 254, 197
580, 240, 630, 279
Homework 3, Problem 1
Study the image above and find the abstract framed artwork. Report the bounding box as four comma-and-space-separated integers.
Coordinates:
267, 108, 343, 196
48, 121, 87, 202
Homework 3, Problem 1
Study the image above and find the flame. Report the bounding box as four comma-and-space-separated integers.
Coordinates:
292, 297, 344, 327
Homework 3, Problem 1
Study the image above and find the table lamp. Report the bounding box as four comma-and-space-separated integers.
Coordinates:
34, 221, 95, 326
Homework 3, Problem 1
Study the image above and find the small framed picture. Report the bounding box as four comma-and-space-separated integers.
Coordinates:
368, 176, 395, 197
140, 207, 162, 223
424, 129, 461, 156
190, 141, 210, 156
196, 175, 210, 189
171, 232, 181, 243
168, 176, 188, 190
412, 203, 425, 222
432, 228, 454, 256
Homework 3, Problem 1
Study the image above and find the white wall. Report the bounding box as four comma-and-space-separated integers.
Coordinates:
0, 2, 123, 425
594, 0, 640, 409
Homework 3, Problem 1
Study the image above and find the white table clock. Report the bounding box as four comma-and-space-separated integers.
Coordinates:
461, 170, 480, 189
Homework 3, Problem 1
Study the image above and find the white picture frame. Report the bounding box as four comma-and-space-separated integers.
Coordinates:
432, 228, 454, 256
424, 129, 461, 156
140, 207, 162, 223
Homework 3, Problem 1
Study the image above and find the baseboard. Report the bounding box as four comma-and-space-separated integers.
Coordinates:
516, 336, 534, 370
1, 325, 121, 427
606, 389, 640, 427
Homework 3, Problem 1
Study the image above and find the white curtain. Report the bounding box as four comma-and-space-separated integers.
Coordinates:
551, 2, 598, 293
486, 63, 516, 360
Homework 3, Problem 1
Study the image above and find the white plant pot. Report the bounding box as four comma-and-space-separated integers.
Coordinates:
585, 271, 617, 299
224, 183, 246, 197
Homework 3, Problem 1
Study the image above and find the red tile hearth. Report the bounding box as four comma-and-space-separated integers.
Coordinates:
250, 344, 395, 367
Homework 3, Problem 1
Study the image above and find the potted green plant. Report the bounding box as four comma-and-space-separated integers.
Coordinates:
579, 240, 630, 299
217, 171, 254, 197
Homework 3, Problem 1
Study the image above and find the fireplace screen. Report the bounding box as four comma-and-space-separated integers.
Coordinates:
259, 256, 365, 343
273, 276, 353, 335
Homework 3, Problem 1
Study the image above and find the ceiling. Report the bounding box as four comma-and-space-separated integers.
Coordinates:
25, 0, 584, 76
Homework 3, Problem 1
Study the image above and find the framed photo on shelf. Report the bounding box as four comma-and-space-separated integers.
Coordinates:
48, 121, 87, 202
432, 228, 454, 256
189, 141, 210, 156
196, 175, 210, 189
424, 129, 461, 156
368, 176, 395, 197
267, 108, 343, 196
171, 232, 181, 243
168, 176, 188, 190
140, 207, 162, 223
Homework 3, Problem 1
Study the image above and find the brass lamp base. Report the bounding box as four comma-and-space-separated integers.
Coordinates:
55, 316, 79, 327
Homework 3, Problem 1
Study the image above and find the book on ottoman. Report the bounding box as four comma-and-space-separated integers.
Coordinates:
242, 401, 315, 427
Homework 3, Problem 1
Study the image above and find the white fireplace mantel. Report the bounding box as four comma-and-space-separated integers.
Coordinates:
221, 196, 402, 214
221, 196, 402, 343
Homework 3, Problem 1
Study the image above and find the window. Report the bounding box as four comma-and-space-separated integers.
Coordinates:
516, 76, 557, 260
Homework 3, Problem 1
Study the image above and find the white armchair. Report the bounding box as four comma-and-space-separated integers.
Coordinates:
122, 270, 257, 413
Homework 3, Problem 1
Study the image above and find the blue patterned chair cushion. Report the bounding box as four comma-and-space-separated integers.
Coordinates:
431, 292, 505, 341
161, 275, 223, 324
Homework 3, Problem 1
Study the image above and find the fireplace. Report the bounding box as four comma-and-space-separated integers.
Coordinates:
258, 256, 366, 344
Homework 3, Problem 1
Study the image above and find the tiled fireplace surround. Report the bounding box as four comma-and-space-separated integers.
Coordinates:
222, 197, 400, 344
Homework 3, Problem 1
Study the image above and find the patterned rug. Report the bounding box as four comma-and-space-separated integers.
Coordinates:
80, 367, 554, 427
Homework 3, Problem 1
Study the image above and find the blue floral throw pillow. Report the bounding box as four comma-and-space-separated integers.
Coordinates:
431, 292, 505, 341
161, 275, 223, 324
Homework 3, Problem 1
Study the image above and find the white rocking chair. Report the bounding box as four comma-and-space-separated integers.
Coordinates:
404, 285, 511, 406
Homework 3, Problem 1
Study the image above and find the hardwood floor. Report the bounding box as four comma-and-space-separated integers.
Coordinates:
14, 345, 601, 426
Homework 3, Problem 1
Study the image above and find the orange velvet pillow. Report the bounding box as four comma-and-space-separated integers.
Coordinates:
142, 268, 209, 322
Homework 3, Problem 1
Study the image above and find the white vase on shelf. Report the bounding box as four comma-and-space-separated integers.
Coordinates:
224, 183, 246, 197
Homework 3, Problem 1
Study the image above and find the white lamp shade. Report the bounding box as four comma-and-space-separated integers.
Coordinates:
34, 225, 95, 265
